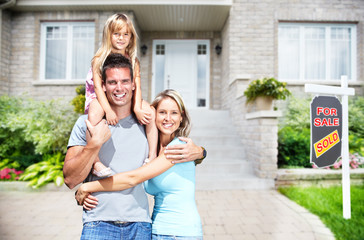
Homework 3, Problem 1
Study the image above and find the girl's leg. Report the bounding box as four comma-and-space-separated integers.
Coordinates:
142, 100, 158, 161
87, 99, 113, 177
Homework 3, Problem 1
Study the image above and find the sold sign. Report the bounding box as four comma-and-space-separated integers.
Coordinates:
311, 96, 342, 167
314, 130, 340, 158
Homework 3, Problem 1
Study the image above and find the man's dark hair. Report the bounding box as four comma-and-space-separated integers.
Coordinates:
101, 53, 133, 82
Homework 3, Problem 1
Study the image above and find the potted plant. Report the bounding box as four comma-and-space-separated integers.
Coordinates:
244, 77, 291, 110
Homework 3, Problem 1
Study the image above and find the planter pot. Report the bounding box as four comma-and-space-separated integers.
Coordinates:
255, 96, 274, 111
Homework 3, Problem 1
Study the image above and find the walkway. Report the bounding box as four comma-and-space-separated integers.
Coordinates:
0, 187, 335, 240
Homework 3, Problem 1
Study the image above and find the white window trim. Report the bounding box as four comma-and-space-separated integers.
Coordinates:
39, 21, 94, 83
279, 22, 357, 83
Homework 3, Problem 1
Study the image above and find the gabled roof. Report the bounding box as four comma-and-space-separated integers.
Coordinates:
9, 0, 232, 31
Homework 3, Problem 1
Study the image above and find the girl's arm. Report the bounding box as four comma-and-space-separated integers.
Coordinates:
75, 152, 174, 205
133, 60, 152, 125
92, 63, 118, 125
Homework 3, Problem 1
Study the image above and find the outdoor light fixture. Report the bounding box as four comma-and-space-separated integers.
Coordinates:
215, 44, 222, 55
141, 44, 148, 55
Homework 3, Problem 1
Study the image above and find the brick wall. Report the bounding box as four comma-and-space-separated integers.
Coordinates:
0, 10, 11, 95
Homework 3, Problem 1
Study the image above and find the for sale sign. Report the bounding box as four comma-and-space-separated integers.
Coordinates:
311, 96, 342, 168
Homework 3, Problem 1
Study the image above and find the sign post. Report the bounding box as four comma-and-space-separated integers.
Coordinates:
305, 76, 355, 219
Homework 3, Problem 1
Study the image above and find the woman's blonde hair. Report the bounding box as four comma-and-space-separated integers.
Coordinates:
151, 89, 191, 138
92, 13, 138, 77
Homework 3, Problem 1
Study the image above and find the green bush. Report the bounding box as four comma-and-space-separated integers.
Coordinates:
71, 85, 86, 114
244, 77, 291, 103
278, 126, 311, 167
0, 95, 78, 174
5, 97, 78, 155
19, 152, 64, 189
349, 96, 364, 138
0, 96, 37, 164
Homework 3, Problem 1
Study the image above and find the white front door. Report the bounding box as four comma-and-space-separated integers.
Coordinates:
152, 40, 209, 108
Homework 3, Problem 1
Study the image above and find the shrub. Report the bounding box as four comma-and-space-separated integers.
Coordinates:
0, 95, 36, 163
19, 152, 64, 189
278, 126, 311, 167
0, 95, 78, 175
349, 96, 364, 138
244, 77, 291, 103
5, 97, 78, 155
71, 85, 86, 114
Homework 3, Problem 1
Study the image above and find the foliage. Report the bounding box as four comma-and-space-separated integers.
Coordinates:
0, 95, 78, 185
244, 77, 291, 103
0, 95, 37, 163
279, 185, 364, 240
1, 96, 78, 155
349, 135, 364, 156
0, 155, 41, 171
19, 152, 64, 189
0, 168, 23, 181
71, 85, 86, 114
278, 127, 312, 168
349, 96, 364, 138
279, 96, 311, 130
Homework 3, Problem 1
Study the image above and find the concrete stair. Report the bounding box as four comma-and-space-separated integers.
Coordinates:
189, 109, 274, 190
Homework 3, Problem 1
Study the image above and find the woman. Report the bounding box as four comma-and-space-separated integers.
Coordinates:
76, 89, 203, 239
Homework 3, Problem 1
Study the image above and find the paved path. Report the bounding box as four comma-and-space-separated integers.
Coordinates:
0, 189, 335, 240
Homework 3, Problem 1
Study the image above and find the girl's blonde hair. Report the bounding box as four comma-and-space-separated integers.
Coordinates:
151, 89, 191, 138
92, 13, 138, 77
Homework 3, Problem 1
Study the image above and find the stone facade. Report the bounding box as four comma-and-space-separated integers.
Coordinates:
0, 10, 11, 95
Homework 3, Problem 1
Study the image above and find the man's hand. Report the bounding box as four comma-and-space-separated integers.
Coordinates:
164, 137, 204, 164
85, 119, 111, 147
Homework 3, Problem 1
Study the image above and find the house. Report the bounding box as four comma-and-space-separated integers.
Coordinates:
1, 0, 363, 189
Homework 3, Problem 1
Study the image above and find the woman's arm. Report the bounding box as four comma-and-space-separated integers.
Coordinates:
75, 152, 173, 205
92, 62, 118, 125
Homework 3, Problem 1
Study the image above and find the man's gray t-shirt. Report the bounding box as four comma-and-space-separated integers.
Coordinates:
67, 114, 151, 224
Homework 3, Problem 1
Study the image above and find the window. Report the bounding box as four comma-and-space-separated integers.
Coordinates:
40, 22, 95, 81
154, 44, 165, 96
278, 23, 356, 81
197, 44, 208, 107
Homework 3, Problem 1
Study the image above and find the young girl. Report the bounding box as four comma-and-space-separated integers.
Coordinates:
85, 13, 158, 177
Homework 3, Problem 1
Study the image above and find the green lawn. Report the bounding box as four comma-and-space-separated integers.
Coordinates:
278, 185, 364, 240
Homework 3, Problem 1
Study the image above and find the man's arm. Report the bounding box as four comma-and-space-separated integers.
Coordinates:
63, 119, 111, 189
164, 137, 206, 164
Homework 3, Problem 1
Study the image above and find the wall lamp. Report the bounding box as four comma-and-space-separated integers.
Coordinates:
141, 44, 148, 55
215, 44, 222, 55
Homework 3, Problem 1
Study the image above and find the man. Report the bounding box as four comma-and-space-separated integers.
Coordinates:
63, 53, 205, 240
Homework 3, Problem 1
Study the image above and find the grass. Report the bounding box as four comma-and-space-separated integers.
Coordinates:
278, 184, 364, 240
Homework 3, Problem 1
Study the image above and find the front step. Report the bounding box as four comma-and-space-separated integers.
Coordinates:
189, 109, 274, 190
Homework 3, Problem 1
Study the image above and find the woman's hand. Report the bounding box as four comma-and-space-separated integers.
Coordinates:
105, 110, 118, 126
75, 184, 98, 210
